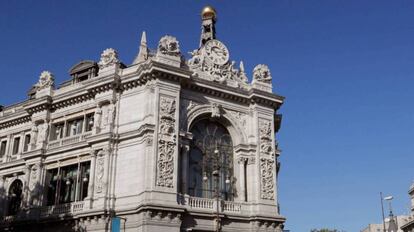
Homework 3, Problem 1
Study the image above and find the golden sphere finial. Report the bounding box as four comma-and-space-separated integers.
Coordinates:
201, 6, 216, 20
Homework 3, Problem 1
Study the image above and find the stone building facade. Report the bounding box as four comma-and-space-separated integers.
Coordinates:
0, 6, 285, 232
401, 183, 414, 232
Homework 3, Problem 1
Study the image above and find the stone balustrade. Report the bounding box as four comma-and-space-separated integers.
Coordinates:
39, 201, 85, 217
182, 195, 242, 213
48, 131, 92, 149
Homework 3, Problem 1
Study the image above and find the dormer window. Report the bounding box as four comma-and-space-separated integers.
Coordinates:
69, 60, 98, 84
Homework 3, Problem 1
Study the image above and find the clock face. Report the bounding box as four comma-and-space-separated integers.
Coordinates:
203, 40, 229, 65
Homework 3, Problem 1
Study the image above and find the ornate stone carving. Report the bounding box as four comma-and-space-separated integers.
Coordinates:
227, 110, 247, 131
186, 100, 198, 112
30, 125, 38, 148
259, 119, 275, 200
156, 97, 177, 188
211, 103, 221, 118
98, 48, 119, 69
157, 35, 180, 56
36, 123, 49, 147
93, 106, 102, 132
146, 137, 153, 146
142, 210, 182, 223
237, 157, 248, 164
188, 41, 249, 88
253, 64, 272, 84
247, 157, 256, 165
29, 164, 40, 191
34, 71, 54, 90
259, 120, 273, 155
260, 158, 275, 200
95, 151, 106, 193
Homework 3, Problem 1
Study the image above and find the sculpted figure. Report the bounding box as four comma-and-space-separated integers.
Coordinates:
211, 103, 221, 118
98, 48, 119, 69
37, 123, 49, 146
34, 71, 54, 90
253, 64, 272, 84
158, 35, 180, 56
30, 125, 38, 147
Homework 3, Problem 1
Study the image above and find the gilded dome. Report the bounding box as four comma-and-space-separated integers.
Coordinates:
201, 6, 216, 19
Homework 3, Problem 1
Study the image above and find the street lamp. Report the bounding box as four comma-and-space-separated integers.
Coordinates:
381, 194, 397, 232
202, 143, 232, 232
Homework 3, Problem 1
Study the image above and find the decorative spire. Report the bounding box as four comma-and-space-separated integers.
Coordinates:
199, 6, 217, 47
133, 31, 149, 64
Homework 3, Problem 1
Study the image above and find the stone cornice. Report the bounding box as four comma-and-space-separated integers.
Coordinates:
401, 217, 414, 230
0, 114, 31, 130
23, 95, 52, 115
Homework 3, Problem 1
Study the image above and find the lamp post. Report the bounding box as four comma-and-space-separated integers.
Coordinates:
202, 143, 232, 232
380, 192, 386, 232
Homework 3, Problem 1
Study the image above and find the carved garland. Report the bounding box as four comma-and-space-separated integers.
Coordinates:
156, 97, 177, 188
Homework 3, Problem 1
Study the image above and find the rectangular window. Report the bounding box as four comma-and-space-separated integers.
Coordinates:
50, 123, 64, 141
66, 118, 84, 137
12, 137, 20, 155
85, 113, 94, 132
0, 140, 7, 157
46, 161, 91, 205
23, 134, 31, 152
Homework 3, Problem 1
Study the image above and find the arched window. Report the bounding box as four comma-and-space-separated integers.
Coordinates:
188, 119, 234, 201
8, 179, 23, 215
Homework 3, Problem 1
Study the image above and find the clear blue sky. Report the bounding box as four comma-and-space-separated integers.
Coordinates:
1, 1, 413, 231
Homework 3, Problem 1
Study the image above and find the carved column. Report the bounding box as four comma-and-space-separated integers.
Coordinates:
237, 157, 247, 202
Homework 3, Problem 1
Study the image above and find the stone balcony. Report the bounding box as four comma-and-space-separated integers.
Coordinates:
39, 201, 85, 217
48, 131, 92, 149
181, 195, 243, 214
0, 201, 86, 225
